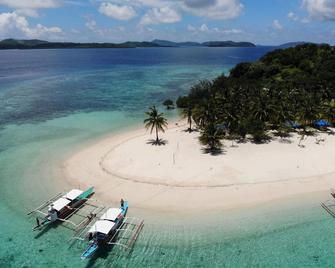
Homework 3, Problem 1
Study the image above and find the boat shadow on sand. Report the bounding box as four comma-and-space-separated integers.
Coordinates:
34, 221, 62, 239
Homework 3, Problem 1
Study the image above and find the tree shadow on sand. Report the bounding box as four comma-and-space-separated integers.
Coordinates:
146, 139, 168, 146
201, 147, 225, 156
182, 128, 198, 133
251, 134, 273, 144
278, 138, 293, 144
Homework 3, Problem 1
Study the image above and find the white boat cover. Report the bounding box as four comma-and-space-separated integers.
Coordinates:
88, 220, 115, 235
63, 189, 83, 201
100, 208, 122, 222
52, 197, 71, 211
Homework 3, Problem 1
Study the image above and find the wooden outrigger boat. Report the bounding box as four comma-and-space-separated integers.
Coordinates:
28, 187, 94, 230
81, 200, 128, 259
71, 200, 144, 260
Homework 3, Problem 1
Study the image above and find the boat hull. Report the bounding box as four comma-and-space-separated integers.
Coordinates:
81, 201, 128, 260
81, 242, 99, 260
33, 187, 94, 230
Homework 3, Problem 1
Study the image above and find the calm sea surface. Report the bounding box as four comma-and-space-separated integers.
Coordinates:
1, 47, 333, 267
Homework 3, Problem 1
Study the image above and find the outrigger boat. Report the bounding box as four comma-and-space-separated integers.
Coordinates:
81, 200, 128, 260
28, 187, 94, 230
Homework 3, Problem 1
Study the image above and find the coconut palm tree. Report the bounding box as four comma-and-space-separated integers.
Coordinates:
199, 123, 223, 153
163, 99, 174, 110
323, 99, 335, 124
144, 106, 168, 144
181, 105, 193, 132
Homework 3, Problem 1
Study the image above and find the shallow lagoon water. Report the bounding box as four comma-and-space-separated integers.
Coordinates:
1, 47, 333, 267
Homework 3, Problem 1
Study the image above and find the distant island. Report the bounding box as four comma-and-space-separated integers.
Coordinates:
0, 39, 320, 50
0, 38, 256, 50
0, 39, 160, 49
151, 39, 256, 47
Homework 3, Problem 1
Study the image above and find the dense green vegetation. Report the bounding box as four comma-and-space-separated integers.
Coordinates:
177, 44, 335, 151
162, 99, 174, 109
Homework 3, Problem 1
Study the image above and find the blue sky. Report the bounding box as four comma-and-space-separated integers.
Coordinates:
0, 0, 334, 45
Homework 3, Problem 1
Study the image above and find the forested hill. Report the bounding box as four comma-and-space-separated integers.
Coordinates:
229, 43, 335, 89
177, 44, 335, 147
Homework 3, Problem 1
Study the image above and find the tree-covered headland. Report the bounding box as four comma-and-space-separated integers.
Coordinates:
177, 44, 335, 150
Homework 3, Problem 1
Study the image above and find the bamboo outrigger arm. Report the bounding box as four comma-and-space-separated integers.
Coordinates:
27, 192, 63, 216
107, 217, 144, 251
321, 201, 335, 218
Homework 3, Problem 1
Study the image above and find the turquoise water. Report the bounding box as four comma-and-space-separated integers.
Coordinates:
1, 47, 333, 267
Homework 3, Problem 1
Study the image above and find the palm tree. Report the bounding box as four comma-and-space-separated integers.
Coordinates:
199, 123, 223, 153
181, 105, 193, 132
144, 106, 168, 144
323, 99, 335, 124
163, 99, 174, 110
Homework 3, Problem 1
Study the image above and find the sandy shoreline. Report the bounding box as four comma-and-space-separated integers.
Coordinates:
62, 121, 335, 216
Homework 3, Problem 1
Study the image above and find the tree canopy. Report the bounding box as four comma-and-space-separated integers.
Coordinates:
144, 106, 168, 145
163, 99, 174, 109
177, 44, 335, 147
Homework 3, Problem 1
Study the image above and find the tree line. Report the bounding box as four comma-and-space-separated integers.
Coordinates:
175, 44, 335, 151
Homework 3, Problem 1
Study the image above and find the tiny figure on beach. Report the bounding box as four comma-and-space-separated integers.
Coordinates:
120, 198, 124, 208
315, 136, 326, 145
298, 133, 306, 148
88, 212, 96, 220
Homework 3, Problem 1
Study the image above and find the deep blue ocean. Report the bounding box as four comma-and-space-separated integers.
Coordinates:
1, 47, 334, 267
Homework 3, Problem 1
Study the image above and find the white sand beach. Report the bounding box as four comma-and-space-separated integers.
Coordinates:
63, 121, 335, 214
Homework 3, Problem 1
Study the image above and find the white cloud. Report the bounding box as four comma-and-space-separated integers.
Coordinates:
199, 23, 209, 32
287, 11, 311, 24
85, 19, 97, 31
28, 23, 62, 37
15, 9, 39, 18
98, 3, 136, 20
139, 7, 181, 25
70, 28, 80, 34
0, 0, 59, 9
0, 0, 60, 18
303, 0, 335, 20
301, 17, 310, 23
272, 19, 283, 30
181, 0, 243, 20
183, 0, 217, 8
0, 12, 62, 39
105, 0, 243, 20
221, 28, 242, 34
187, 24, 196, 31
288, 11, 298, 21
188, 23, 243, 35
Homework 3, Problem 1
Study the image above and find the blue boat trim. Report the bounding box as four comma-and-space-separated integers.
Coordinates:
81, 201, 128, 260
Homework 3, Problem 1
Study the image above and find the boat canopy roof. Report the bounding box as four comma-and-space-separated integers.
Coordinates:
100, 208, 122, 222
52, 197, 71, 211
88, 220, 115, 235
63, 189, 83, 201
